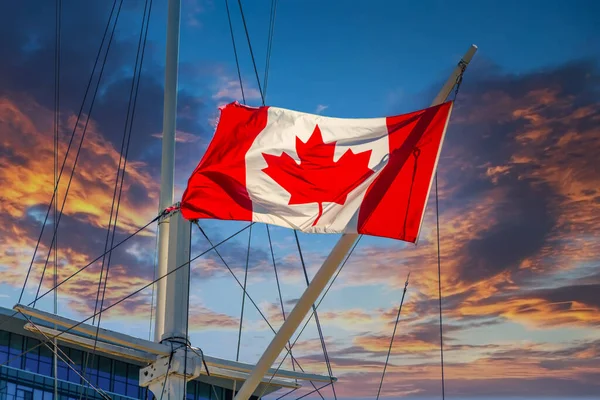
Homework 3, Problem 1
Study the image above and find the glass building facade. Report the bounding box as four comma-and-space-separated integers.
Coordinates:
0, 329, 244, 400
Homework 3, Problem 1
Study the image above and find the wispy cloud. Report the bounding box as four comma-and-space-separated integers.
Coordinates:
315, 104, 329, 114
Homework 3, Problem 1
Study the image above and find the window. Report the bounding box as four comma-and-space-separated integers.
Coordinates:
24, 338, 40, 374
197, 381, 211, 400
16, 387, 34, 400
8, 333, 24, 369
66, 349, 82, 384
113, 361, 127, 395
126, 364, 139, 398
38, 345, 53, 377
0, 330, 247, 400
186, 381, 196, 400
0, 331, 9, 365
97, 356, 111, 392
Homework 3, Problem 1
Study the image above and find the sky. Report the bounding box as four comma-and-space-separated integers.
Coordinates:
0, 0, 599, 398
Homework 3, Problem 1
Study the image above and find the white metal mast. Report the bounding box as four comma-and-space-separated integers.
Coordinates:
233, 44, 478, 400
153, 0, 181, 344
140, 0, 202, 397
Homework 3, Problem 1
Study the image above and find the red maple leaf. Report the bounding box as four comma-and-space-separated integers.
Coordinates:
262, 125, 374, 226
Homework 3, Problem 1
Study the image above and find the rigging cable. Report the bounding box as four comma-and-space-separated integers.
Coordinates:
194, 221, 327, 397
235, 224, 252, 367
229, 191, 253, 395
435, 172, 445, 400
0, 214, 161, 333
52, 1, 62, 399
18, 312, 111, 400
229, 2, 329, 396
224, 0, 246, 104
18, 0, 121, 305
263, 0, 278, 101
294, 231, 338, 400
266, 225, 297, 373
236, 0, 264, 103
375, 273, 410, 400
32, 0, 126, 307
79, 0, 153, 397
435, 61, 466, 400
183, 221, 193, 399
256, 235, 363, 400
0, 222, 255, 370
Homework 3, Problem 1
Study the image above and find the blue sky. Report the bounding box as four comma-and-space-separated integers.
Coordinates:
1, 0, 600, 398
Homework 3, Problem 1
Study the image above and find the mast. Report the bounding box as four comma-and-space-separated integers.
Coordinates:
140, 0, 200, 397
154, 0, 181, 343
233, 44, 478, 400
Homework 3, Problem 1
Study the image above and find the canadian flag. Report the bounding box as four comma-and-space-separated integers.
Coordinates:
180, 101, 453, 242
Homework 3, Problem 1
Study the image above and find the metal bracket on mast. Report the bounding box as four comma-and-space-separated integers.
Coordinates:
140, 346, 203, 400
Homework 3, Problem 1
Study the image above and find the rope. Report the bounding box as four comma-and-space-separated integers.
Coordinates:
189, 347, 222, 400
183, 221, 192, 399
18, 312, 111, 400
224, 0, 245, 104
194, 221, 325, 398
80, 1, 152, 397
0, 222, 254, 370
435, 173, 445, 400
0, 215, 161, 336
433, 63, 465, 400
266, 225, 297, 373
263, 0, 278, 101
294, 231, 337, 400
375, 272, 410, 400
32, 0, 125, 307
236, 0, 264, 104
52, 2, 62, 398
294, 382, 332, 400
276, 387, 298, 400
18, 0, 121, 305
255, 235, 363, 400
236, 224, 252, 362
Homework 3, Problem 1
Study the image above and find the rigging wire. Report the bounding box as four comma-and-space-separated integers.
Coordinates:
0, 222, 254, 370
79, 0, 153, 396
52, 1, 62, 398
294, 383, 332, 400
435, 62, 466, 400
236, 0, 264, 103
375, 273, 410, 400
18, 312, 111, 400
236, 224, 252, 363
435, 173, 445, 400
18, 0, 121, 305
255, 235, 363, 400
275, 387, 299, 400
0, 215, 161, 333
294, 231, 338, 400
266, 225, 297, 373
263, 0, 278, 101
32, 0, 126, 307
262, 0, 277, 102
183, 221, 193, 399
224, 0, 246, 104
194, 222, 326, 398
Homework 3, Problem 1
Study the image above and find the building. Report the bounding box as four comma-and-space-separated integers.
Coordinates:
0, 306, 330, 400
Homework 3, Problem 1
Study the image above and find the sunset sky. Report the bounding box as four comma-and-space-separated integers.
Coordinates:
1, 0, 599, 398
